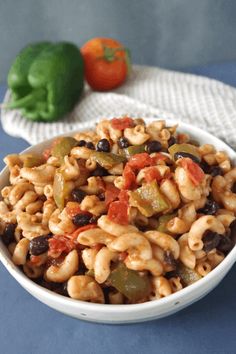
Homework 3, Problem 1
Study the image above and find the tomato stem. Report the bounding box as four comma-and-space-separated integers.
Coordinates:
102, 45, 127, 62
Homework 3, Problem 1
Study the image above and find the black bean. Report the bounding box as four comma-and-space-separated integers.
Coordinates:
231, 182, 236, 194
98, 192, 105, 201
200, 160, 210, 173
168, 136, 176, 147
72, 214, 92, 227
38, 280, 69, 296
1, 223, 16, 246
164, 251, 177, 269
165, 270, 178, 279
29, 235, 51, 256
174, 151, 200, 164
145, 140, 162, 154
118, 137, 129, 149
92, 165, 109, 177
71, 188, 86, 203
77, 140, 87, 147
96, 139, 110, 153
209, 166, 223, 177
86, 142, 95, 150
198, 199, 219, 215
229, 219, 236, 245
202, 231, 221, 253
60, 282, 69, 297
200, 161, 223, 176
217, 237, 233, 253
90, 216, 98, 224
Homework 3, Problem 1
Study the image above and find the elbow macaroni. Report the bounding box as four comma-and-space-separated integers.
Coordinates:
0, 117, 235, 305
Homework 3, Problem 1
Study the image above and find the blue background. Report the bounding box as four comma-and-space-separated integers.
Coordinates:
1, 64, 236, 354
1, 1, 236, 350
1, 0, 236, 82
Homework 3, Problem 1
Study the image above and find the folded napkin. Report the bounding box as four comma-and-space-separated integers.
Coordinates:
1, 64, 236, 148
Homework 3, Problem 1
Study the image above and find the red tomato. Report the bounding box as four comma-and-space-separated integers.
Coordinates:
128, 153, 153, 170
123, 164, 137, 190
179, 158, 205, 185
48, 235, 75, 256
118, 190, 129, 203
144, 167, 162, 183
111, 117, 134, 130
105, 183, 120, 206
108, 200, 129, 225
81, 37, 131, 91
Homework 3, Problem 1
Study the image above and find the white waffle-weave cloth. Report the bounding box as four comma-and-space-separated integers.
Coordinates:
1, 64, 236, 147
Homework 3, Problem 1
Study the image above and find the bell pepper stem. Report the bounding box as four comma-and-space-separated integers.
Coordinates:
4, 88, 46, 109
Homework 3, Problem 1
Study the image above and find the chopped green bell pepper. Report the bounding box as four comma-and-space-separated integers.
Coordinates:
21, 153, 44, 168
176, 263, 202, 285
168, 143, 201, 161
157, 213, 177, 233
91, 151, 126, 169
53, 169, 72, 210
51, 137, 78, 164
129, 180, 170, 217
123, 145, 145, 159
7, 42, 84, 122
108, 262, 151, 302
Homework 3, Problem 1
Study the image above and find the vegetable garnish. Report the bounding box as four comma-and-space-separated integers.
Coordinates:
129, 180, 170, 217
6, 42, 84, 121
123, 164, 137, 190
108, 190, 129, 224
48, 235, 76, 256
111, 117, 134, 131
104, 183, 120, 206
81, 38, 131, 91
179, 158, 205, 185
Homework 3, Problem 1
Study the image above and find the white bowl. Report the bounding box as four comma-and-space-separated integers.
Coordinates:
0, 118, 236, 324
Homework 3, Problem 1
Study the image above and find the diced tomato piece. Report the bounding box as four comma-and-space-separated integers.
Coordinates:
118, 189, 129, 203
71, 224, 97, 240
111, 117, 134, 130
48, 235, 75, 256
108, 200, 129, 225
123, 164, 137, 190
144, 167, 162, 183
105, 183, 120, 206
128, 153, 153, 170
179, 158, 205, 185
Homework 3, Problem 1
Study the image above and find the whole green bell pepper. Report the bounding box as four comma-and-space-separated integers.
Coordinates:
6, 41, 84, 122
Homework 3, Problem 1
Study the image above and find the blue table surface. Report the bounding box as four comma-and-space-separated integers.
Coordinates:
1, 62, 236, 354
